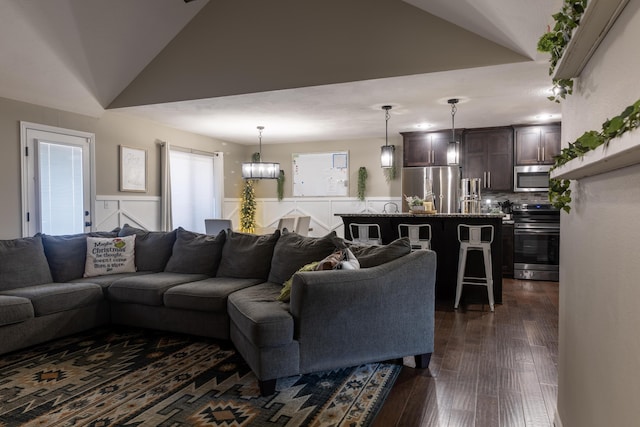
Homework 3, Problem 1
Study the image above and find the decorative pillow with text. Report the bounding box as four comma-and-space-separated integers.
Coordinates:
84, 235, 136, 277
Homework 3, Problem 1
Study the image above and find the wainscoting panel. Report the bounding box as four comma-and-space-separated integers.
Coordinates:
223, 197, 402, 238
95, 195, 161, 231
95, 196, 402, 235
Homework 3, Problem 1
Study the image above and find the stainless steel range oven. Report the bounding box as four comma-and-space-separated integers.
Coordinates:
512, 204, 560, 281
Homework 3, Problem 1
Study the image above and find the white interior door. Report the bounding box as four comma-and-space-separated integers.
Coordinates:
21, 122, 95, 237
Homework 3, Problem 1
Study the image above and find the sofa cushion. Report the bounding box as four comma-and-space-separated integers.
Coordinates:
217, 230, 280, 279
228, 282, 294, 347
0, 235, 53, 291
42, 231, 119, 282
268, 230, 341, 284
70, 271, 153, 296
118, 225, 176, 272
0, 296, 34, 326
0, 282, 103, 316
164, 277, 263, 312
107, 272, 209, 306
164, 228, 225, 276
347, 237, 412, 268
84, 235, 137, 277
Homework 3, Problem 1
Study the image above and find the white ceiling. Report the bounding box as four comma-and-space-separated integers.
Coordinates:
0, 0, 562, 145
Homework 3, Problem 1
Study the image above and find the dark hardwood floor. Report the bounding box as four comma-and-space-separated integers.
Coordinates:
374, 279, 559, 427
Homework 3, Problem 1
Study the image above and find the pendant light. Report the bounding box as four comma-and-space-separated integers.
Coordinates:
447, 99, 460, 165
380, 105, 394, 168
241, 126, 280, 179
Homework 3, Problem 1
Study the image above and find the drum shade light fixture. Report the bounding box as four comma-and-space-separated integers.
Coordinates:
242, 126, 280, 179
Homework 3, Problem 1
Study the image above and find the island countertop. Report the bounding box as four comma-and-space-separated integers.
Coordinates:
335, 212, 504, 218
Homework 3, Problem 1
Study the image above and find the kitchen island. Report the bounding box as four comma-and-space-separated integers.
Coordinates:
336, 213, 504, 304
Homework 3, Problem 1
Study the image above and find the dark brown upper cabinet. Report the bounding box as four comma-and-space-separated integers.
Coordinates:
401, 130, 463, 167
514, 124, 561, 165
462, 127, 514, 191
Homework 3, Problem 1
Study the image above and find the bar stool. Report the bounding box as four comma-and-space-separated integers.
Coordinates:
398, 224, 431, 250
349, 223, 382, 245
455, 224, 494, 312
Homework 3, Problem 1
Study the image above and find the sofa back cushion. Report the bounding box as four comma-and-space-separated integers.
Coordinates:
268, 230, 341, 284
118, 225, 176, 272
347, 237, 412, 268
0, 235, 53, 291
42, 231, 118, 282
217, 230, 280, 279
164, 227, 226, 276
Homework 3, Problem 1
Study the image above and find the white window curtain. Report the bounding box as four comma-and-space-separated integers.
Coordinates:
168, 148, 223, 234
160, 141, 172, 231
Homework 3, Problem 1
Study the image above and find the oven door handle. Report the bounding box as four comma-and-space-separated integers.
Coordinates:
515, 229, 559, 235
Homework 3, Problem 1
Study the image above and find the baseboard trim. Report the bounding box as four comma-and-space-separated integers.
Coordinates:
554, 410, 563, 427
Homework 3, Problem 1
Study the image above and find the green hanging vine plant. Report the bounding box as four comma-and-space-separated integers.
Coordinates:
357, 167, 368, 201
549, 99, 640, 212
276, 170, 285, 201
537, 0, 587, 103
383, 163, 397, 182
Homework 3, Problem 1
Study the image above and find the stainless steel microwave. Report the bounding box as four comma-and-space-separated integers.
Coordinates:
513, 165, 552, 192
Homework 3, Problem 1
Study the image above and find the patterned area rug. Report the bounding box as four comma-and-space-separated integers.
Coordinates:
0, 328, 400, 426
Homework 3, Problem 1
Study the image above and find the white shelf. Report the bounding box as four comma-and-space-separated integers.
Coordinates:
550, 131, 640, 180
553, 0, 630, 80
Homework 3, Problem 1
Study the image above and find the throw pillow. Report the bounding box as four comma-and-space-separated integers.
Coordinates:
164, 227, 226, 276
217, 230, 280, 279
118, 224, 176, 272
277, 261, 319, 302
84, 235, 136, 277
348, 237, 411, 268
0, 235, 53, 291
268, 230, 342, 284
316, 249, 344, 270
339, 247, 360, 270
42, 231, 119, 282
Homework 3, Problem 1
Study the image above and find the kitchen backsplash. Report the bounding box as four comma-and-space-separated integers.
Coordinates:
481, 191, 549, 211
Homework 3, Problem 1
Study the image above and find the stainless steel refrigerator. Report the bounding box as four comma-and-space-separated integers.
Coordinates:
401, 166, 461, 213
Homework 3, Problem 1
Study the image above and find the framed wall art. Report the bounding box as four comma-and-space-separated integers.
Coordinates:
119, 145, 147, 192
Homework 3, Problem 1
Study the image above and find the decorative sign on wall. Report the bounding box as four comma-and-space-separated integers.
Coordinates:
120, 145, 147, 192
292, 151, 349, 197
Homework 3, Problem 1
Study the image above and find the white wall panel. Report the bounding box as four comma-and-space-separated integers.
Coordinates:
95, 195, 160, 231
223, 197, 401, 238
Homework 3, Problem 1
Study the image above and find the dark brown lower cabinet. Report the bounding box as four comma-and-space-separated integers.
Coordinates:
502, 223, 514, 278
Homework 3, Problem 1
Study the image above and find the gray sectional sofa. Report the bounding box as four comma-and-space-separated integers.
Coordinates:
0, 225, 436, 395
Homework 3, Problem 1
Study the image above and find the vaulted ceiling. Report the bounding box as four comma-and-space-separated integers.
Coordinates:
0, 0, 561, 144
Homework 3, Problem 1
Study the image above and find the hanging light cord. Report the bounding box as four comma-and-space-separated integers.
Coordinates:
383, 105, 392, 147
450, 102, 457, 141
257, 126, 264, 160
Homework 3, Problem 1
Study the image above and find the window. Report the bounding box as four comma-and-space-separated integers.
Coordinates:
21, 122, 95, 237
169, 149, 222, 234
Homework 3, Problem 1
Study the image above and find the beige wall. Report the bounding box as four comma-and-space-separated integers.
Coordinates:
0, 96, 404, 239
244, 135, 403, 199
557, 2, 640, 426
0, 96, 248, 239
